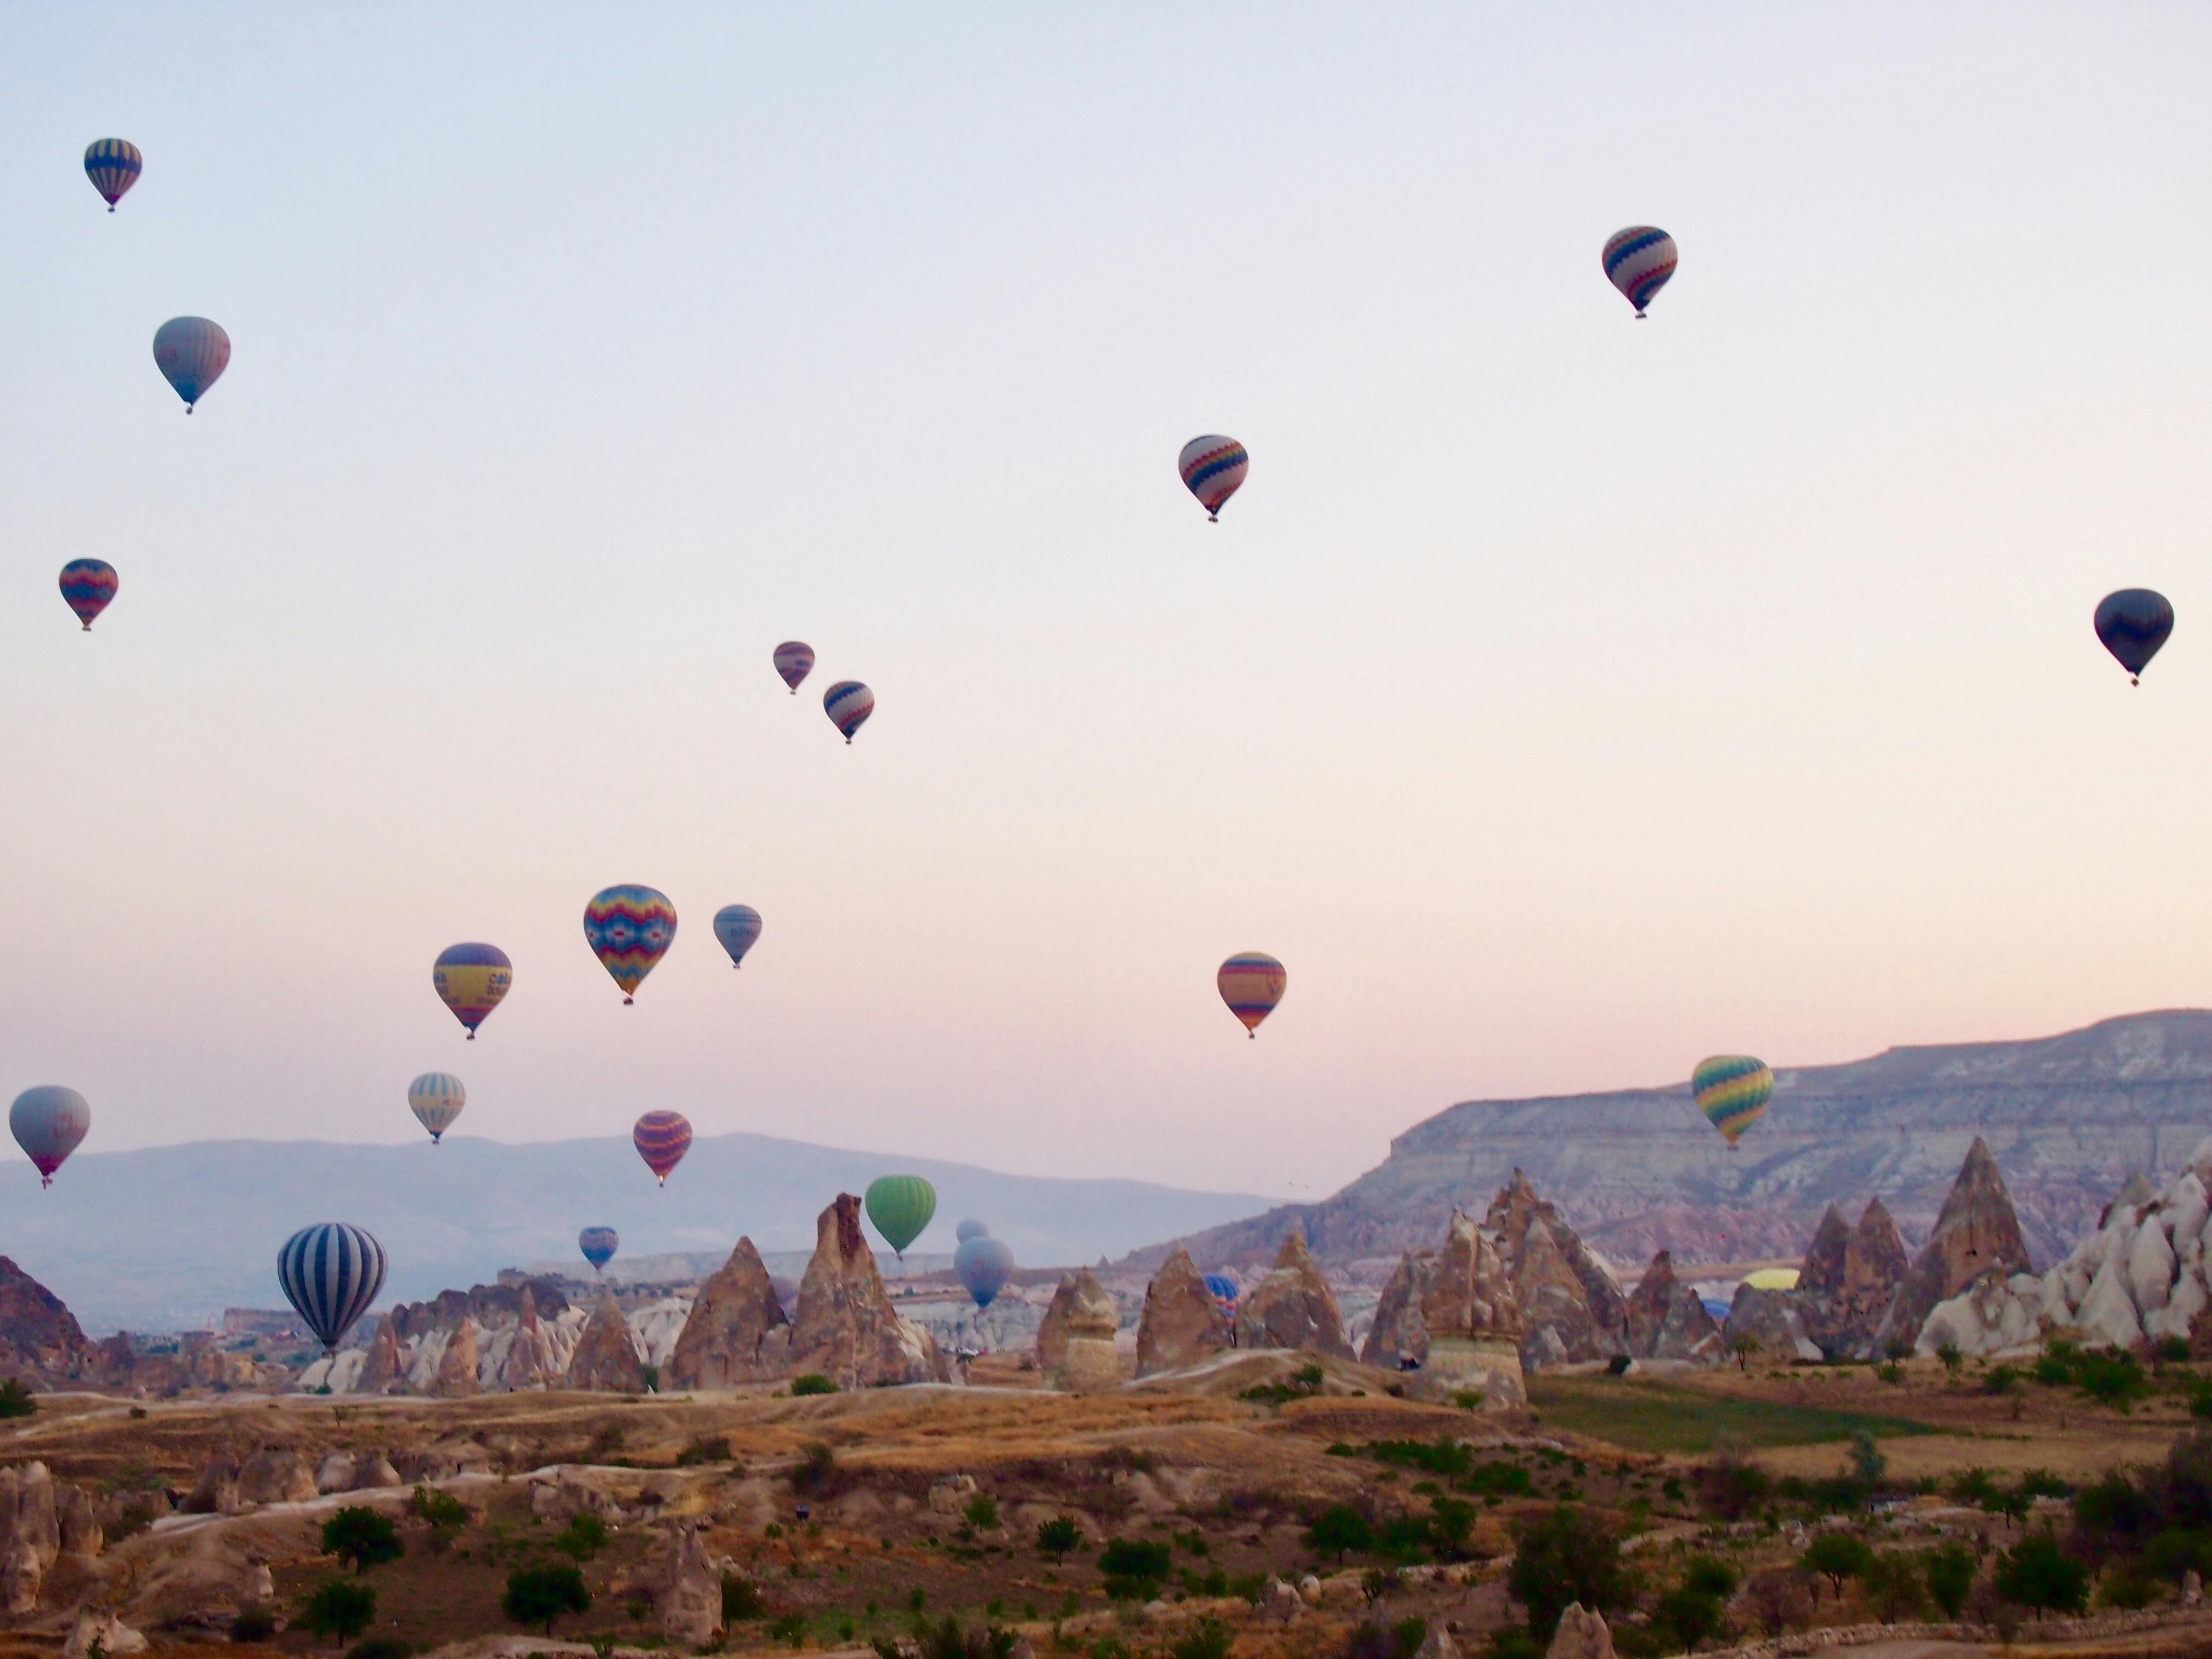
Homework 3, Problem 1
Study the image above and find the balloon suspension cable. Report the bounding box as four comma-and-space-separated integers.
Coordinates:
108, 205, 115, 214
1208, 512, 1218, 523
81, 623, 91, 633
2132, 675, 2141, 687
624, 995, 634, 1005
1248, 1030, 1256, 1041
40, 1175, 52, 1190
1634, 311, 1647, 320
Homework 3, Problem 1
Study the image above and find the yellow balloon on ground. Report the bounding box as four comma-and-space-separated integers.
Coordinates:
1743, 1267, 1799, 1291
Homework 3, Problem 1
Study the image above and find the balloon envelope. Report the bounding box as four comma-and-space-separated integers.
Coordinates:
433, 943, 512, 1037
713, 904, 763, 969
955, 1218, 990, 1243
1203, 1272, 1240, 1309
152, 317, 230, 409
1178, 436, 1249, 520
1692, 1055, 1774, 1149
634, 1110, 693, 1185
1217, 952, 1286, 1037
277, 1222, 387, 1352
59, 560, 117, 631
584, 885, 677, 1002
9, 1087, 89, 1188
953, 1234, 1016, 1309
1602, 227, 1678, 316
774, 641, 814, 693
823, 680, 874, 742
865, 1175, 937, 1257
83, 138, 142, 209
578, 1226, 620, 1272
2095, 589, 2174, 684
407, 1073, 465, 1143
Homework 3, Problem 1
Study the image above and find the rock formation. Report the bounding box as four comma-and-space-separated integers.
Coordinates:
236, 1447, 318, 1506
1547, 1604, 1615, 1659
1417, 1210, 1525, 1407
432, 1321, 482, 1398
1797, 1199, 1910, 1358
667, 1237, 791, 1389
1361, 1250, 1438, 1370
1135, 1248, 1232, 1377
183, 1453, 240, 1515
63, 1613, 145, 1659
1874, 1137, 2032, 1353
387, 1278, 571, 1341
358, 1314, 404, 1393
787, 1194, 949, 1389
1235, 1233, 1353, 1358
1485, 1172, 1628, 1368
494, 1290, 561, 1391
1624, 1251, 1722, 1363
0, 1462, 92, 1612
1036, 1269, 1120, 1392
661, 1523, 724, 1644
1723, 1283, 1821, 1361
568, 1293, 651, 1392
0, 1258, 93, 1386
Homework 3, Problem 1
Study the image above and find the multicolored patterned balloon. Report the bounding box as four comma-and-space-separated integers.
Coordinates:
865, 1174, 937, 1257
2095, 589, 2174, 686
1691, 1055, 1773, 1150
712, 904, 762, 969
1203, 1272, 1240, 1314
774, 641, 814, 694
153, 317, 230, 411
1178, 436, 1249, 521
83, 138, 141, 211
1217, 952, 1286, 1039
823, 680, 874, 743
433, 943, 512, 1038
59, 560, 118, 631
633, 1110, 693, 1186
1602, 227, 1677, 318
9, 1086, 90, 1188
406, 1073, 466, 1143
578, 1226, 619, 1272
277, 1222, 387, 1352
584, 885, 677, 1003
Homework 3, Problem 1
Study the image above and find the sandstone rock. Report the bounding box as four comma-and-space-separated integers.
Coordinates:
1299, 1575, 1323, 1605
1261, 1577, 1303, 1623
1547, 1603, 1614, 1659
1037, 1270, 1118, 1372
1798, 1198, 1911, 1359
237, 1447, 317, 1506
1486, 1172, 1626, 1367
56, 1485, 99, 1559
243, 1558, 274, 1604
1235, 1232, 1353, 1358
2075, 1255, 2146, 1350
387, 1277, 571, 1342
2, 1539, 36, 1616
0, 1257, 93, 1386
1874, 1138, 2032, 1353
668, 1237, 791, 1389
1625, 1251, 1722, 1362
1361, 1250, 1437, 1369
568, 1293, 650, 1392
494, 1288, 562, 1391
315, 1452, 357, 1495
1136, 1248, 1233, 1377
61, 1612, 146, 1659
2130, 1221, 2177, 1314
0, 1464, 59, 1578
1417, 1211, 1526, 1407
1724, 1284, 1821, 1362
352, 1454, 402, 1490
2185, 1567, 2202, 1606
1918, 1267, 2041, 1357
358, 1314, 405, 1395
183, 1453, 240, 1515
661, 1523, 724, 1644
788, 1195, 950, 1389
1413, 1630, 1462, 1659
433, 1320, 482, 1398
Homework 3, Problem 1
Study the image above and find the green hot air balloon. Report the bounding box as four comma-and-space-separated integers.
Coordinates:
865, 1175, 937, 1259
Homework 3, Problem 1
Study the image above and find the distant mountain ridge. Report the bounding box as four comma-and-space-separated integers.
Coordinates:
1133, 1009, 2212, 1276
0, 1132, 1269, 1334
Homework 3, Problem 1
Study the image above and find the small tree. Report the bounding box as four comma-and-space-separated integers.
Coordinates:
1802, 1533, 1875, 1600
1994, 1531, 2089, 1618
0, 1379, 37, 1420
1924, 1542, 1977, 1618
1936, 1341, 1964, 1376
1509, 1506, 1626, 1643
1848, 1429, 1887, 1487
963, 1492, 1000, 1531
504, 1562, 591, 1635
1742, 1567, 1814, 1637
1036, 1517, 1081, 1562
1305, 1504, 1374, 1564
299, 1579, 376, 1646
1729, 1333, 1762, 1375
321, 1507, 403, 1575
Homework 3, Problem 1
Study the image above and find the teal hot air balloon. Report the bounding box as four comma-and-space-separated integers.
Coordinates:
865, 1175, 936, 1259
953, 1226, 1015, 1310
1691, 1055, 1774, 1150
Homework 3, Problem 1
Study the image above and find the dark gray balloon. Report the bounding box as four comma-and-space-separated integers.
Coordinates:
953, 1234, 1015, 1308
2095, 589, 2174, 684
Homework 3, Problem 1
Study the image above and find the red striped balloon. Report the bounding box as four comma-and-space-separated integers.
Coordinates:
633, 1110, 693, 1186
58, 560, 118, 631
1217, 952, 1286, 1039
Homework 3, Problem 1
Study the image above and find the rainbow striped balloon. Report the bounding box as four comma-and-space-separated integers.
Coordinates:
823, 680, 874, 743
1602, 227, 1677, 318
406, 1073, 466, 1143
1178, 436, 1249, 521
633, 1110, 693, 1186
1217, 952, 1286, 1039
433, 943, 512, 1037
83, 138, 142, 211
1691, 1054, 1773, 1150
774, 641, 814, 693
153, 317, 230, 411
578, 1226, 619, 1271
584, 885, 677, 1002
59, 560, 118, 631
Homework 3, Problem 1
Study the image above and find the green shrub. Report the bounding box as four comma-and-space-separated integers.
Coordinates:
1169, 1619, 1234, 1659
676, 1434, 731, 1466
1304, 1505, 1374, 1562
407, 1485, 469, 1528
1099, 1536, 1172, 1596
554, 1512, 608, 1561
723, 1574, 766, 1620
1652, 1585, 1724, 1651
321, 1507, 403, 1575
769, 1611, 806, 1646
1802, 1534, 1875, 1598
1924, 1542, 1977, 1617
346, 1641, 410, 1659
791, 1441, 837, 1492
1466, 1461, 1534, 1498
2098, 1567, 2159, 1609
1863, 1549, 1928, 1621
1995, 1531, 2089, 1616
964, 1493, 1000, 1530
0, 1379, 36, 1420
230, 1604, 278, 1643
791, 1373, 840, 1396
1370, 1438, 1472, 1479
503, 1563, 590, 1635
300, 1579, 377, 1646
1036, 1517, 1081, 1561
1509, 1506, 1624, 1642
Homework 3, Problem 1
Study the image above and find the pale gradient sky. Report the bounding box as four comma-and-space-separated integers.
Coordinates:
2, 5, 2209, 1206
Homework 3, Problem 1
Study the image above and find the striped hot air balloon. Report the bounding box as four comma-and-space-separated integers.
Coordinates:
633, 1110, 693, 1186
59, 560, 118, 631
406, 1073, 465, 1143
774, 641, 814, 693
2095, 589, 2174, 686
152, 317, 230, 411
823, 680, 873, 743
83, 139, 142, 211
1203, 1273, 1240, 1316
584, 885, 677, 1003
277, 1222, 387, 1352
1178, 436, 1249, 521
1602, 227, 1678, 318
1217, 952, 1286, 1039
9, 1087, 90, 1189
578, 1226, 619, 1272
433, 943, 512, 1037
1692, 1055, 1774, 1150
865, 1175, 936, 1258
713, 904, 762, 969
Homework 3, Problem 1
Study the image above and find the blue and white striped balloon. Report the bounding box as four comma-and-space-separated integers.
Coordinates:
407, 1073, 466, 1143
277, 1222, 387, 1352
823, 680, 874, 743
1601, 226, 1678, 318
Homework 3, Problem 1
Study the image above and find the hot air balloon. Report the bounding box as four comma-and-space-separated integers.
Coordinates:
713, 904, 763, 969
2095, 589, 2174, 685
152, 317, 230, 411
584, 885, 677, 1003
865, 1175, 937, 1258
1692, 1055, 1774, 1150
953, 1226, 1015, 1310
634, 1110, 693, 1186
277, 1222, 387, 1353
9, 1087, 90, 1189
406, 1073, 465, 1143
1217, 952, 1286, 1039
955, 1218, 989, 1243
579, 1226, 619, 1272
1202, 1272, 1240, 1314
59, 560, 118, 631
84, 139, 142, 211
1602, 227, 1677, 318
774, 641, 814, 694
433, 943, 512, 1038
823, 681, 873, 743
1178, 436, 1249, 522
